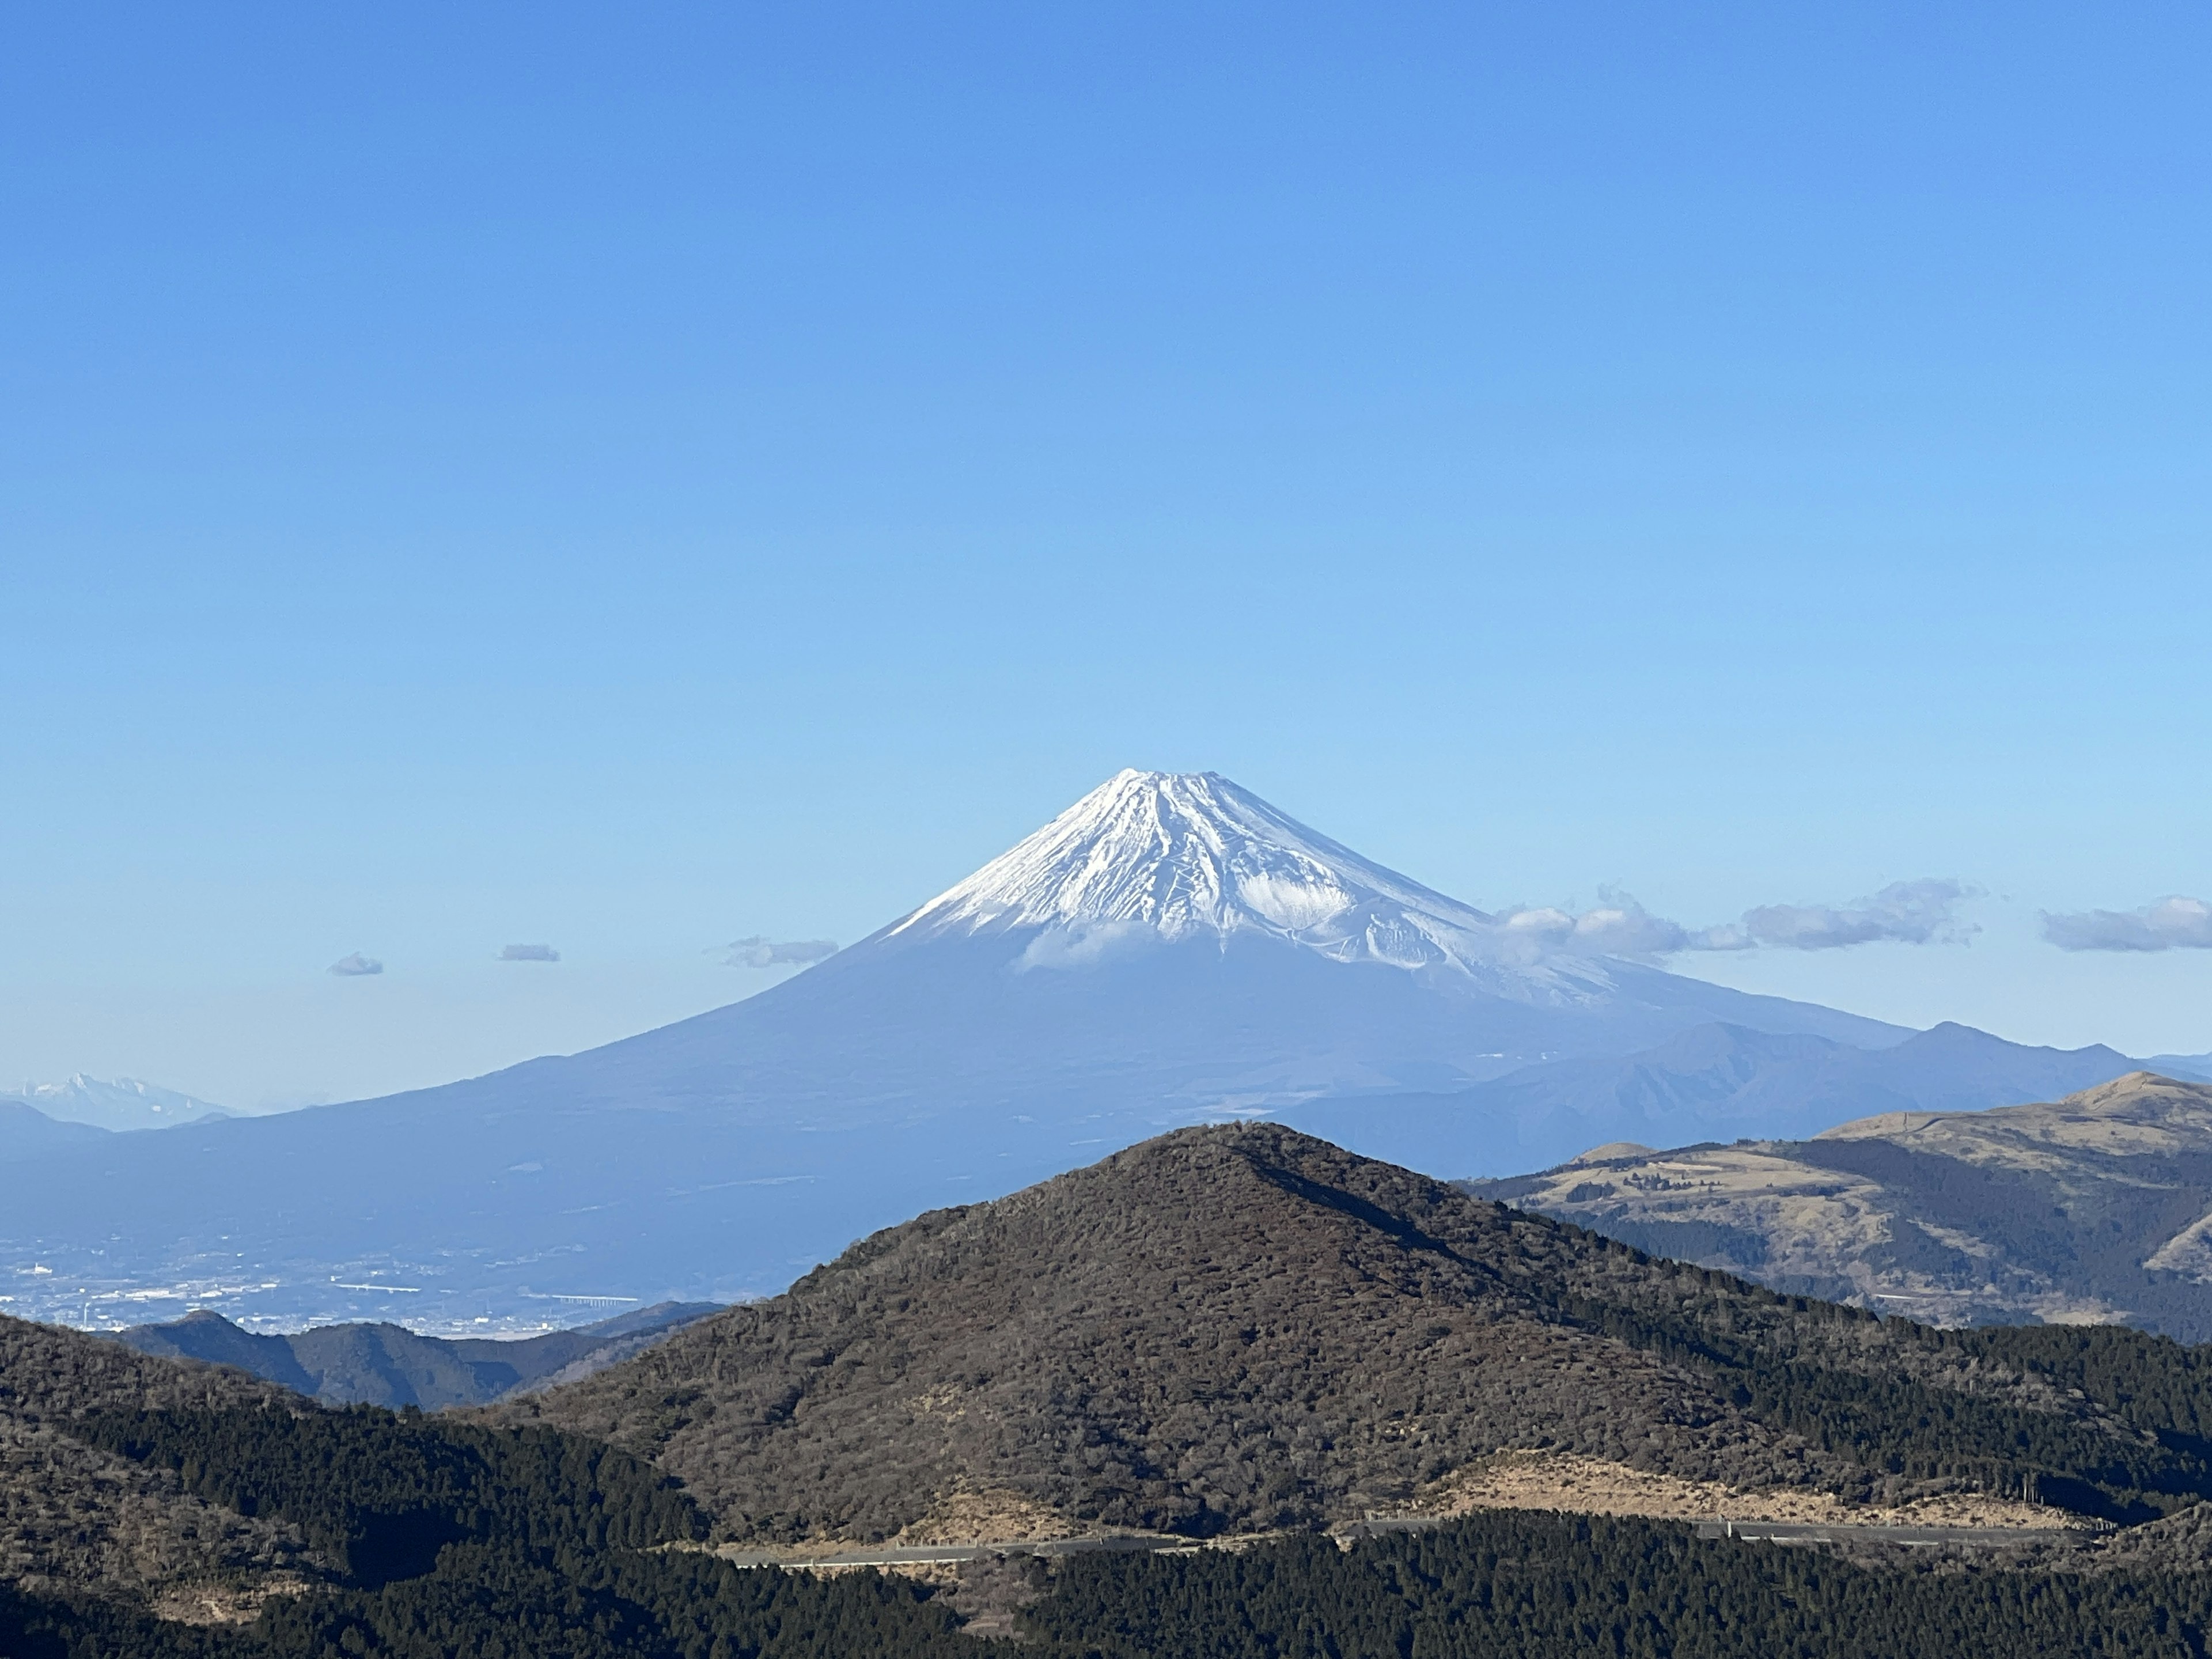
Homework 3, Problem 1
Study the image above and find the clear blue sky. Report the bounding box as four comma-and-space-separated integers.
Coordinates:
5, 3, 2210, 1107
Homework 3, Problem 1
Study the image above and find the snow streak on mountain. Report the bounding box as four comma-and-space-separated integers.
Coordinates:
4, 1075, 228, 1132
893, 769, 1609, 1001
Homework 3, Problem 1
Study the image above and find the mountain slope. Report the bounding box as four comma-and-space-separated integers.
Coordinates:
506, 1123, 2212, 1542
1279, 1020, 2149, 1174
0, 1100, 108, 1162
106, 1302, 721, 1408
0, 1315, 308, 1601
1475, 1072, 2212, 1337
0, 770, 1911, 1327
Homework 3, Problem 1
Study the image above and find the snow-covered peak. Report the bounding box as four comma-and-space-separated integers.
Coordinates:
6, 1074, 228, 1132
892, 769, 1613, 999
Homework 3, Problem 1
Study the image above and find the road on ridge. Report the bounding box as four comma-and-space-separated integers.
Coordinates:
713, 1514, 2082, 1569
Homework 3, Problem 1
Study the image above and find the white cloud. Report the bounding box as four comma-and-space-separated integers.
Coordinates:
1716, 878, 1980, 951
1014, 920, 1157, 972
1498, 878, 1978, 962
1495, 889, 1691, 962
328, 953, 384, 976
1690, 922, 1757, 952
1565, 895, 1694, 958
2043, 895, 2212, 952
499, 943, 560, 962
720, 936, 839, 969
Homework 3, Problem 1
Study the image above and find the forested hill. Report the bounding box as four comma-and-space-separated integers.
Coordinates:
0, 1314, 311, 1597
508, 1122, 2212, 1543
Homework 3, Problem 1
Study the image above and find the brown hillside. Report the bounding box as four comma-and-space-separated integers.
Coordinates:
1480, 1071, 2212, 1333
0, 1313, 311, 1601
508, 1123, 2055, 1543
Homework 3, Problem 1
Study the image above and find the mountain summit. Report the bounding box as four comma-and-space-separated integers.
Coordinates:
0, 769, 1967, 1326
893, 769, 1604, 999
511, 1124, 2181, 1543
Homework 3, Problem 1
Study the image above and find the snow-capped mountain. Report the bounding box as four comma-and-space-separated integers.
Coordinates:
0, 768, 2033, 1331
892, 768, 1609, 1001
4, 1074, 227, 1132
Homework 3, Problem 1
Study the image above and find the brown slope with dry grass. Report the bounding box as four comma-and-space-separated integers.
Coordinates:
1479, 1071, 2212, 1334
0, 1313, 314, 1603
510, 1123, 2005, 1543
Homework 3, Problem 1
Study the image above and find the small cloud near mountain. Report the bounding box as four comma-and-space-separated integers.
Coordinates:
1502, 878, 1978, 961
719, 936, 838, 969
327, 953, 383, 976
1496, 889, 1691, 960
2043, 895, 2212, 952
499, 943, 561, 962
1017, 919, 1157, 971
1696, 877, 1980, 952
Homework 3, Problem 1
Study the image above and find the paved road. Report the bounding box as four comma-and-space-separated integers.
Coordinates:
716, 1534, 1203, 1569
1693, 1519, 2072, 1547
717, 1514, 2079, 1569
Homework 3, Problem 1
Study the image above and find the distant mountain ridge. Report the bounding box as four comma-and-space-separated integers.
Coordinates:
1475, 1071, 2212, 1338
1278, 1020, 2155, 1175
0, 1099, 109, 1162
1, 1074, 227, 1133
0, 769, 1923, 1327
104, 1301, 721, 1408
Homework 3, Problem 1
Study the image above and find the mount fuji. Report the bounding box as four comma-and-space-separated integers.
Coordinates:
0, 771, 2141, 1330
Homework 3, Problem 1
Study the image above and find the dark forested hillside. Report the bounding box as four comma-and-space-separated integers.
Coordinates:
20, 1497, 2212, 1657
0, 1391, 982, 1658
1028, 1511, 2212, 1659
509, 1123, 2212, 1543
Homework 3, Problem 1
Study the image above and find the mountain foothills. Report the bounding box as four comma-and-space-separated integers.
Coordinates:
1478, 1072, 2212, 1340
105, 1302, 721, 1410
0, 772, 2164, 1327
17, 1128, 2212, 1654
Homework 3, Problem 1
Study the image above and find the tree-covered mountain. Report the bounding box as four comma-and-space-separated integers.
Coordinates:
508, 1123, 2212, 1541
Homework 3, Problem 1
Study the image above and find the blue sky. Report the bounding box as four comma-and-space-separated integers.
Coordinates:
4, 3, 2210, 1106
